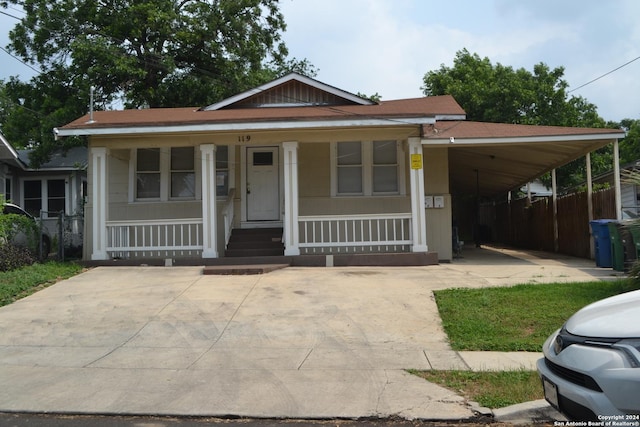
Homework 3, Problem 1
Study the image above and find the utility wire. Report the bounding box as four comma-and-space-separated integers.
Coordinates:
0, 46, 40, 74
569, 55, 640, 93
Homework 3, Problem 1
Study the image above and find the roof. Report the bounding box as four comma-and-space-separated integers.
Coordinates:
423, 121, 624, 140
55, 95, 467, 136
17, 146, 88, 171
203, 72, 375, 110
423, 121, 626, 197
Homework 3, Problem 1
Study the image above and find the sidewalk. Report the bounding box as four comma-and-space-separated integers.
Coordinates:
0, 246, 618, 422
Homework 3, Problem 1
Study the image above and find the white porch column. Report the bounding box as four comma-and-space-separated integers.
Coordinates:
409, 138, 428, 252
91, 147, 108, 260
200, 144, 218, 258
283, 141, 300, 256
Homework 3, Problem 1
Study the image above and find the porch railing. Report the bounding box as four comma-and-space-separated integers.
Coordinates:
298, 213, 412, 254
106, 219, 203, 258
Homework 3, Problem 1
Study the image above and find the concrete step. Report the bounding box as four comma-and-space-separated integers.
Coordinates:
203, 264, 289, 275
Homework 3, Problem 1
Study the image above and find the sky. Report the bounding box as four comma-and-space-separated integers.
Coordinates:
1, 0, 639, 122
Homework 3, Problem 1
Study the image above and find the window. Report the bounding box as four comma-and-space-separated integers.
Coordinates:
216, 145, 229, 196
170, 147, 195, 198
23, 180, 42, 216
4, 177, 11, 202
47, 179, 66, 215
372, 141, 398, 193
337, 141, 363, 194
334, 140, 403, 196
22, 179, 66, 217
136, 148, 161, 199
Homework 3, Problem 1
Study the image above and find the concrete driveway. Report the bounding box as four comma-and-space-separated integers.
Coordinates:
0, 246, 621, 420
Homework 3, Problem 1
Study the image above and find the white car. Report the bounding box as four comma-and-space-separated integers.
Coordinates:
1, 203, 51, 257
537, 289, 640, 421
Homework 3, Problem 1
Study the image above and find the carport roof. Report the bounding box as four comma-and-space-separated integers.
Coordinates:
422, 121, 626, 197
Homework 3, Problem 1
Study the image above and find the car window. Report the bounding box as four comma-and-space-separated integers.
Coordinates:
2, 205, 31, 218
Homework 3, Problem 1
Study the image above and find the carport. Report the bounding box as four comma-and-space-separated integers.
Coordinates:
422, 120, 626, 253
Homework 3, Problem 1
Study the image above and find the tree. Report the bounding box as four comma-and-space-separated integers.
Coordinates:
0, 0, 316, 164
422, 49, 604, 127
422, 49, 620, 192
618, 119, 640, 165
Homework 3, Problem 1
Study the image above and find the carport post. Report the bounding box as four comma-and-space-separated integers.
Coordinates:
613, 139, 622, 220
586, 153, 594, 259
552, 169, 558, 252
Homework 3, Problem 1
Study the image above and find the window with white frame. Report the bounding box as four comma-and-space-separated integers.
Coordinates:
372, 140, 398, 193
216, 145, 229, 197
4, 177, 11, 202
170, 147, 195, 198
22, 178, 66, 217
47, 179, 66, 214
136, 148, 161, 199
337, 141, 363, 194
333, 140, 403, 196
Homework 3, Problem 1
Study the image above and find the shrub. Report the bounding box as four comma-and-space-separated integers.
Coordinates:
0, 244, 36, 272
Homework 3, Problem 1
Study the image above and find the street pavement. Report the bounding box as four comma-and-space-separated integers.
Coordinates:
0, 245, 624, 423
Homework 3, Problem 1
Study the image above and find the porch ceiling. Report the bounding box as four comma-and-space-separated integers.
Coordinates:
422, 120, 625, 198
445, 137, 617, 197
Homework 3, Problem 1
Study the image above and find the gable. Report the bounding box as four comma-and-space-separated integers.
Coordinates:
203, 72, 375, 111
224, 79, 363, 109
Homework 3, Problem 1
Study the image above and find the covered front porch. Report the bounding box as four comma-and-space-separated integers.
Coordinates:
89, 138, 435, 264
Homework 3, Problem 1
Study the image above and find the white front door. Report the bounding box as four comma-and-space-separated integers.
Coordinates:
247, 147, 280, 221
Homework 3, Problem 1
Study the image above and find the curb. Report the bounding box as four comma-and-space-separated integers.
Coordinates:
493, 399, 567, 425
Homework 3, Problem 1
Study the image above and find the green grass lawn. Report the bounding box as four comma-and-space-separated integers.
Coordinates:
410, 278, 640, 408
409, 369, 542, 409
0, 262, 85, 307
434, 279, 638, 352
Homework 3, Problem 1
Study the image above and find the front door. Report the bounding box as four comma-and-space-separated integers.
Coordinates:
247, 147, 279, 221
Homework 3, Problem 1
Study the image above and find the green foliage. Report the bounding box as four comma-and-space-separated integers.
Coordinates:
0, 0, 316, 165
619, 119, 640, 164
434, 279, 638, 351
422, 49, 604, 127
422, 49, 627, 192
0, 261, 83, 306
622, 169, 640, 285
0, 196, 41, 258
357, 92, 382, 102
409, 370, 542, 409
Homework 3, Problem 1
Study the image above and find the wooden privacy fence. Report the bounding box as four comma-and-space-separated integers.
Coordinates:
482, 187, 616, 259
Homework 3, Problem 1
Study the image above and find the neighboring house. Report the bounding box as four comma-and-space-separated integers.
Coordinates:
0, 133, 87, 243
53, 73, 625, 264
593, 161, 640, 217
520, 180, 553, 198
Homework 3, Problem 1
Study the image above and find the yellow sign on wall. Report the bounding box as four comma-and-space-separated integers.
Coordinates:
410, 154, 423, 170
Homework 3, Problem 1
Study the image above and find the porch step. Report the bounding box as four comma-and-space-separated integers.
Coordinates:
225, 228, 284, 257
203, 264, 289, 275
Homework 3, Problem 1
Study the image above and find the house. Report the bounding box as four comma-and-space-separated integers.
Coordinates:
593, 161, 640, 217
0, 133, 87, 247
53, 73, 626, 264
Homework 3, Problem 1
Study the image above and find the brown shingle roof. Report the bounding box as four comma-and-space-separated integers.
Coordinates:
60, 95, 466, 131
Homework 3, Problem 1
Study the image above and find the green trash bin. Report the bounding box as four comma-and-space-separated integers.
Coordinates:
607, 222, 625, 272
627, 223, 640, 264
